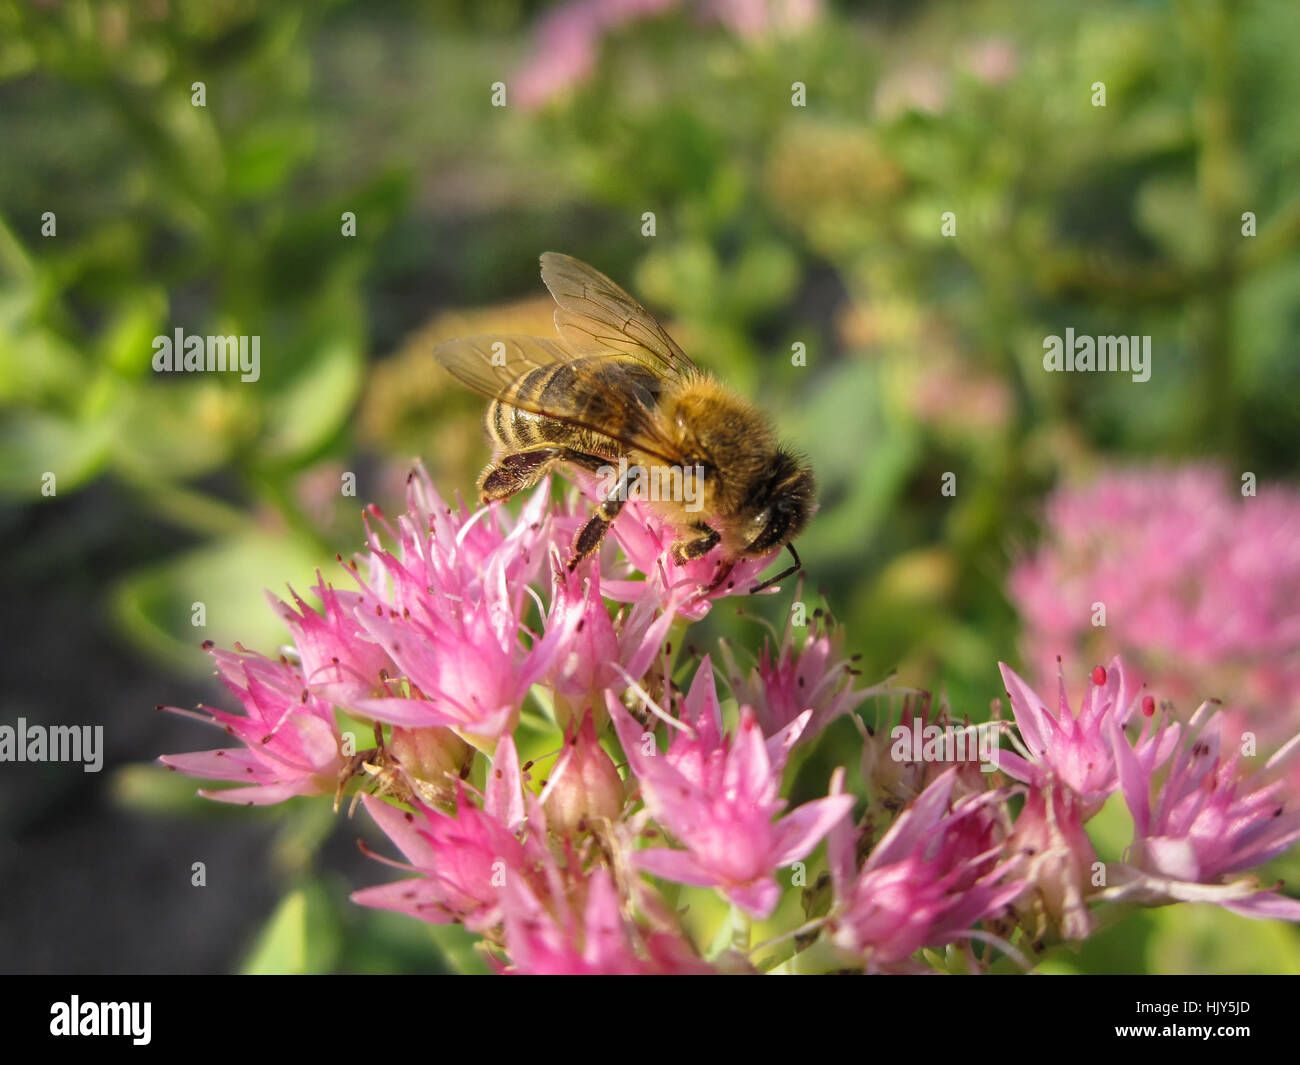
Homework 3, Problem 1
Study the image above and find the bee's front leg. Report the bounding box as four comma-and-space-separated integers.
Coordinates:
567, 456, 637, 570
669, 523, 720, 565
669, 524, 737, 594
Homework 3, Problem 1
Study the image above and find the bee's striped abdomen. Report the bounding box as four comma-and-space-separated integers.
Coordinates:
486, 357, 660, 460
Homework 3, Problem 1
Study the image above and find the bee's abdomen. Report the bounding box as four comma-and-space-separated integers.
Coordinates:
486, 360, 647, 458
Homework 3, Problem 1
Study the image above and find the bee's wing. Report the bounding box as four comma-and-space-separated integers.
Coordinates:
540, 252, 701, 379
432, 335, 691, 466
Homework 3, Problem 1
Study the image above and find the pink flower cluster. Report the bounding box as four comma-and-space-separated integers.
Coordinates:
1010, 465, 1300, 743
160, 468, 1300, 973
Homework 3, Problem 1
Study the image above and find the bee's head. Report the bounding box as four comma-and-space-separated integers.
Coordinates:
739, 450, 816, 558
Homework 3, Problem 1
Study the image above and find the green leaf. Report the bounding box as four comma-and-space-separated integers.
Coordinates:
260, 335, 362, 462
1145, 903, 1300, 975
0, 290, 89, 405
227, 122, 316, 198
111, 528, 329, 675
241, 882, 341, 975
706, 903, 750, 960
112, 380, 248, 481
426, 924, 494, 975
98, 286, 169, 378
110, 762, 220, 816
1083, 789, 1135, 860
0, 409, 115, 498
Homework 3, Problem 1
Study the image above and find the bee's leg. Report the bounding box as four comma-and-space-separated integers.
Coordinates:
479, 447, 566, 503
749, 543, 803, 594
669, 523, 720, 565
568, 460, 639, 570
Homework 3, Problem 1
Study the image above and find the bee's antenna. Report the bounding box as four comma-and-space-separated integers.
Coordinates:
749, 543, 802, 594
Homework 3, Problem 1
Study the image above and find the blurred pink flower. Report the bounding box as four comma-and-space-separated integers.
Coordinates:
874, 62, 949, 120
1111, 702, 1300, 921
963, 35, 1019, 84
160, 645, 346, 805
908, 355, 1013, 434
516, 0, 678, 110
707, 0, 822, 39
516, 0, 824, 109
500, 865, 713, 974
1010, 465, 1300, 741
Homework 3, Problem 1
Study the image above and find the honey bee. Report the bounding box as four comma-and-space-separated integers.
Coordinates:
432, 252, 814, 593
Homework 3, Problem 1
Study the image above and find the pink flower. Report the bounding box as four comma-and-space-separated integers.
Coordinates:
654, 655, 809, 791
160, 644, 346, 805
861, 691, 995, 811
998, 658, 1178, 817
827, 769, 1025, 967
603, 499, 784, 621
268, 577, 391, 712
610, 659, 852, 918
344, 476, 563, 742
542, 561, 676, 729
874, 62, 949, 120
499, 866, 712, 974
1110, 702, 1300, 920
720, 602, 884, 741
351, 736, 533, 932
1010, 465, 1300, 742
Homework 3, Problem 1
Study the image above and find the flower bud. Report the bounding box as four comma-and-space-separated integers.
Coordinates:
1006, 782, 1097, 942
389, 726, 473, 788
541, 716, 625, 835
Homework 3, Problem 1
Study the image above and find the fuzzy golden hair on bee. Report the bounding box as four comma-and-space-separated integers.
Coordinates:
433, 252, 816, 593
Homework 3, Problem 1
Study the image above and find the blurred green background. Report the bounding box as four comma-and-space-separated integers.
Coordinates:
2, 0, 1299, 973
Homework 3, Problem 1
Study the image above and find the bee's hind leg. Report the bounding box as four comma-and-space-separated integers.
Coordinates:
479, 447, 565, 504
